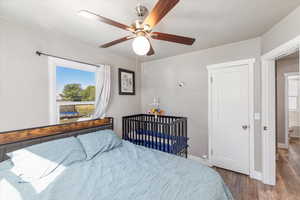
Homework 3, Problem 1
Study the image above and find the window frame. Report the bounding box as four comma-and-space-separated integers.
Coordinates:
48, 57, 100, 124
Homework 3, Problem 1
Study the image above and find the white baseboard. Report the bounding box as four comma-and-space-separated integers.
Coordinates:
250, 170, 262, 181
278, 143, 288, 149
188, 155, 212, 167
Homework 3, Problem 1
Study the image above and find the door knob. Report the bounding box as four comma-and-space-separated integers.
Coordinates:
242, 125, 249, 130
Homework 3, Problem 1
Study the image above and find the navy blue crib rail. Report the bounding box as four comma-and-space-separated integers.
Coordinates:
122, 114, 188, 158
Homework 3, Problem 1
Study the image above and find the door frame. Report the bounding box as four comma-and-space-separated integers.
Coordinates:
207, 58, 255, 177
261, 35, 300, 185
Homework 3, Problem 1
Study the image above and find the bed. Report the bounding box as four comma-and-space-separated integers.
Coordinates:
0, 118, 233, 200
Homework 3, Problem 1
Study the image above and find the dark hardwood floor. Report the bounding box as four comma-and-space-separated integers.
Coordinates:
215, 138, 300, 200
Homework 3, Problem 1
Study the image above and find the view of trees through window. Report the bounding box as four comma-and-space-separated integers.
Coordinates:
60, 84, 95, 101
56, 66, 96, 124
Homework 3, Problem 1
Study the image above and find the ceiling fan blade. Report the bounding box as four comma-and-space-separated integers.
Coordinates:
147, 43, 155, 56
78, 10, 134, 32
151, 32, 195, 45
100, 36, 133, 48
143, 0, 179, 29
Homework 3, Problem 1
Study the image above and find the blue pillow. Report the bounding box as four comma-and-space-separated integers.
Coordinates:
77, 130, 122, 160
7, 136, 86, 181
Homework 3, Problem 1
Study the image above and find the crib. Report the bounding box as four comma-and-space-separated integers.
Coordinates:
122, 114, 188, 158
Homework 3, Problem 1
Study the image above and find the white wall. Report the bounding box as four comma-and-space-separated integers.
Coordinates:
0, 19, 141, 135
141, 38, 262, 171
262, 6, 300, 54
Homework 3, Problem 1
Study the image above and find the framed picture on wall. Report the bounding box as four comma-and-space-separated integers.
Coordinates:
118, 68, 135, 95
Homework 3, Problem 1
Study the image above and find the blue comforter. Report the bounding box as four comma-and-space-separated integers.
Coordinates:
0, 141, 233, 200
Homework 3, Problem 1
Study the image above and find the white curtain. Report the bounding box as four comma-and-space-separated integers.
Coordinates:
93, 64, 111, 119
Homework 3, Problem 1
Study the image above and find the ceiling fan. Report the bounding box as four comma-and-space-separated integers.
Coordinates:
78, 0, 195, 56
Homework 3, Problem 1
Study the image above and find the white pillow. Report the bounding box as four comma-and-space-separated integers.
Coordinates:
7, 136, 86, 181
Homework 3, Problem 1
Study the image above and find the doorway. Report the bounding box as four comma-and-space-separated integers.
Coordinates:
276, 53, 299, 150
262, 39, 300, 185
285, 75, 300, 141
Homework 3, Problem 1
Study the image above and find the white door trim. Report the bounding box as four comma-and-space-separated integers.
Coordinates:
207, 58, 255, 177
261, 35, 300, 186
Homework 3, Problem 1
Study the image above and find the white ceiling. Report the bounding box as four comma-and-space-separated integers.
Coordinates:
1, 0, 300, 62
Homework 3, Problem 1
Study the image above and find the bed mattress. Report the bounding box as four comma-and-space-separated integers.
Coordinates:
0, 141, 233, 200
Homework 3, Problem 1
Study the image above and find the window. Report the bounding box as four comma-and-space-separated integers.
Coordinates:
288, 97, 298, 110
49, 58, 100, 124
288, 78, 299, 111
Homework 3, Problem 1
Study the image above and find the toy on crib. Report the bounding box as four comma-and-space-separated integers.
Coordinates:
148, 108, 165, 115
148, 97, 165, 116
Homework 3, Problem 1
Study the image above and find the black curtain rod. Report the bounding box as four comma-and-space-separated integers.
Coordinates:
36, 51, 100, 68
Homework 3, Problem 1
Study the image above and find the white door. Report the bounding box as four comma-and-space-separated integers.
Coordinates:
210, 64, 251, 175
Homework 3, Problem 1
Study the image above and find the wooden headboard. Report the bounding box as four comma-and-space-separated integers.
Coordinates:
0, 118, 113, 162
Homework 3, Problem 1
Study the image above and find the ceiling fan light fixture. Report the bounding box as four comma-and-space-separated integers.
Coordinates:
132, 36, 150, 56
84, 0, 195, 56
